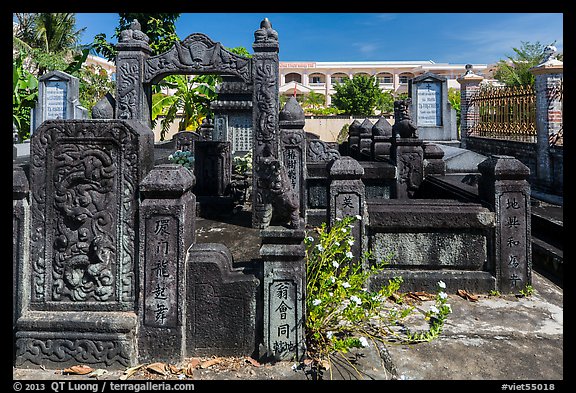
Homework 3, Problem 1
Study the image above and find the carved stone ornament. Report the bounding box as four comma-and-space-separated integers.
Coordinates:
256, 158, 300, 228
306, 139, 341, 162
392, 99, 418, 138
30, 120, 152, 309
254, 18, 278, 44
144, 33, 252, 84
118, 19, 150, 43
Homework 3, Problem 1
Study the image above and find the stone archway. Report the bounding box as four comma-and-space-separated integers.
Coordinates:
114, 18, 281, 229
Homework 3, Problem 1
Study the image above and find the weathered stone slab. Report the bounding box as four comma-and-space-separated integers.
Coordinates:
186, 243, 259, 357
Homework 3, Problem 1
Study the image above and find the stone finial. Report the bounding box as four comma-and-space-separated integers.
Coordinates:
254, 17, 278, 44
119, 19, 150, 43
279, 96, 305, 124
464, 64, 474, 75
359, 119, 373, 135
543, 45, 558, 62
372, 116, 393, 137
348, 119, 361, 136
91, 93, 116, 119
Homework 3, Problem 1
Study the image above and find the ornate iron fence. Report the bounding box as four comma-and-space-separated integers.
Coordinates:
468, 84, 536, 143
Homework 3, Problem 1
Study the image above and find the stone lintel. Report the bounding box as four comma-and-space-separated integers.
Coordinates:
368, 200, 495, 229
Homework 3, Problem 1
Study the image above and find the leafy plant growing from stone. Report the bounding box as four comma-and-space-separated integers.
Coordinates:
233, 152, 253, 176
168, 150, 194, 172
303, 215, 452, 378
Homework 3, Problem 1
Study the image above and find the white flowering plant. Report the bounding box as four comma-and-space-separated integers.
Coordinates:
168, 150, 194, 172
233, 151, 252, 175
303, 215, 452, 377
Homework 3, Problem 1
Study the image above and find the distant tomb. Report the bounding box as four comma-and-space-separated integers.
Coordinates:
30, 70, 88, 135
409, 72, 457, 142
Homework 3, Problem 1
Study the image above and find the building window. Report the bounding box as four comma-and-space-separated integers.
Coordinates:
399, 75, 410, 84
285, 73, 302, 83
309, 74, 325, 85
377, 73, 393, 84
331, 73, 348, 84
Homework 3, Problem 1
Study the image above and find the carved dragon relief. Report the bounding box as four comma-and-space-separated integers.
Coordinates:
144, 33, 252, 84
30, 121, 140, 307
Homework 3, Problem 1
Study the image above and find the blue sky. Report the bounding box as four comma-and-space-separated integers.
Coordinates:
74, 13, 563, 65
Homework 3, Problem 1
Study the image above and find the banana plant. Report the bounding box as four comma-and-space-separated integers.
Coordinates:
13, 55, 39, 141
152, 74, 220, 141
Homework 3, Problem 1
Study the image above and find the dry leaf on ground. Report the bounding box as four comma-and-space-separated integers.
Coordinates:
120, 364, 145, 380
146, 362, 169, 375
63, 365, 94, 375
245, 357, 261, 367
457, 289, 479, 302
200, 358, 222, 369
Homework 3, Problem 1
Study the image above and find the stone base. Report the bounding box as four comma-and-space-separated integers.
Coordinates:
369, 270, 497, 293
15, 311, 137, 369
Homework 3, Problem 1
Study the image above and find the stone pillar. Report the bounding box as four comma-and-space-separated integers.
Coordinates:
13, 165, 29, 329
260, 226, 306, 361
347, 119, 361, 159
115, 20, 152, 126
371, 116, 393, 161
457, 64, 484, 148
252, 18, 281, 229
194, 141, 232, 197
391, 99, 424, 199
329, 157, 366, 260
358, 118, 373, 160
530, 45, 563, 189
16, 119, 154, 369
423, 143, 446, 176
279, 96, 307, 219
478, 155, 531, 294
138, 164, 196, 363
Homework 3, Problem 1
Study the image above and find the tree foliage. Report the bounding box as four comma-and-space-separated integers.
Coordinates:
493, 41, 562, 87
331, 74, 384, 116
13, 13, 86, 77
92, 13, 181, 60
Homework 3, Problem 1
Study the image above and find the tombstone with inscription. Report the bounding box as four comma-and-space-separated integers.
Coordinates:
211, 76, 254, 156
409, 72, 457, 141
30, 70, 87, 135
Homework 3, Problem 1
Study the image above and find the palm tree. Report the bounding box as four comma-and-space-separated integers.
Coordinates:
13, 13, 85, 76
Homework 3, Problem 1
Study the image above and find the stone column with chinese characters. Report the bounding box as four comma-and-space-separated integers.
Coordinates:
138, 164, 196, 363
478, 155, 531, 293
252, 18, 281, 229
279, 96, 307, 219
260, 227, 306, 361
328, 157, 366, 261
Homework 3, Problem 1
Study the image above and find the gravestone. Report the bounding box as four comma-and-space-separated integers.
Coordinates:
186, 243, 259, 357
211, 76, 254, 156
15, 119, 154, 369
409, 72, 457, 141
31, 70, 87, 135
